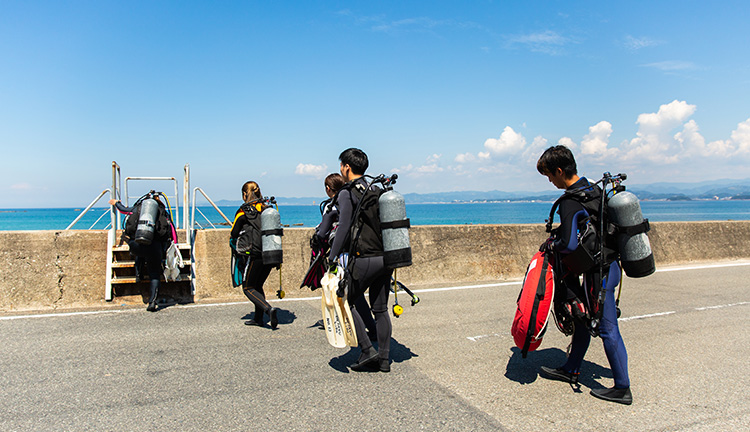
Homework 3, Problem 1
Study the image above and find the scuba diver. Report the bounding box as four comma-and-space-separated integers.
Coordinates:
536, 145, 632, 405
328, 148, 393, 372
109, 193, 176, 312
304, 173, 378, 341
230, 181, 279, 329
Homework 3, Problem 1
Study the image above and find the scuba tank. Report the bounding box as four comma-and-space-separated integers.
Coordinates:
608, 190, 655, 278
378, 175, 412, 269
134, 197, 159, 245
260, 199, 283, 265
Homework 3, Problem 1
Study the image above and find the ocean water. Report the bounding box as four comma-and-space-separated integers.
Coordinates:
1, 200, 750, 231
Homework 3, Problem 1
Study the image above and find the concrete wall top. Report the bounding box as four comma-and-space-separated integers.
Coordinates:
1, 221, 749, 312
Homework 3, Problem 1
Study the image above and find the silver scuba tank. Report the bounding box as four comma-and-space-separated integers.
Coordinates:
134, 198, 159, 245
261, 205, 283, 265
608, 190, 655, 278
379, 189, 412, 269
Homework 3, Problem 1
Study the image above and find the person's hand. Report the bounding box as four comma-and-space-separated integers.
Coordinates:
108, 199, 118, 206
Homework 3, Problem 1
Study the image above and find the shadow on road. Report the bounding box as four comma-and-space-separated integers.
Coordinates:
240, 308, 297, 328
505, 347, 612, 391
328, 337, 418, 373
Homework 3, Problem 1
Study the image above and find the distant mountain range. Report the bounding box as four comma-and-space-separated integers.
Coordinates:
213, 178, 750, 206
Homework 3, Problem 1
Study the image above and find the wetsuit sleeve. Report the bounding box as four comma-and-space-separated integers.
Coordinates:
114, 201, 133, 214
230, 208, 245, 239
316, 209, 338, 240
328, 190, 352, 259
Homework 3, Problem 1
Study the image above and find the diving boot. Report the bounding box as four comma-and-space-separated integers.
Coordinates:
269, 307, 279, 329
351, 348, 379, 371
540, 366, 579, 384
590, 387, 633, 405
379, 358, 391, 373
146, 279, 159, 312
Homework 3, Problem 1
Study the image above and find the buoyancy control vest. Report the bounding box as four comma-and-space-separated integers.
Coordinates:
346, 180, 384, 258
235, 201, 265, 257
547, 174, 654, 278
124, 193, 171, 245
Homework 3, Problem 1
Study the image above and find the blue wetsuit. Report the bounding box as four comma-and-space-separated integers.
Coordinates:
553, 177, 630, 389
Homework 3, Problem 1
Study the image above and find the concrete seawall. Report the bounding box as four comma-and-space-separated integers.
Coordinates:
1, 221, 749, 312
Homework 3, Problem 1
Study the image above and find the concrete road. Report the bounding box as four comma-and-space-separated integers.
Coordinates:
1, 260, 749, 431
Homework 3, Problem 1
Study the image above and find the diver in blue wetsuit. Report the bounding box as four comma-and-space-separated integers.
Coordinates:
536, 145, 632, 406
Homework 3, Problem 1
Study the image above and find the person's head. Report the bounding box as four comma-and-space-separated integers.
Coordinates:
324, 173, 345, 198
241, 181, 262, 203
536, 145, 579, 189
339, 148, 368, 181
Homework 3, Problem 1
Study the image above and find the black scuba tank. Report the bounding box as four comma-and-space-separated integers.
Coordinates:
608, 190, 655, 278
134, 198, 159, 245
378, 188, 412, 268
261, 204, 283, 265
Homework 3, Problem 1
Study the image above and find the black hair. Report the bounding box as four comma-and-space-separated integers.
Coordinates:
339, 148, 369, 175
536, 145, 578, 178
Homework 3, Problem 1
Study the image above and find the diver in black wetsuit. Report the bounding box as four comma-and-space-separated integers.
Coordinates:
536, 145, 632, 405
314, 173, 378, 341
230, 181, 279, 329
328, 148, 393, 372
109, 197, 173, 312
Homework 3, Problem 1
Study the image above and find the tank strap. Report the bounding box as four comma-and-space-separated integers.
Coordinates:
381, 219, 410, 230
615, 219, 650, 236
262, 228, 284, 236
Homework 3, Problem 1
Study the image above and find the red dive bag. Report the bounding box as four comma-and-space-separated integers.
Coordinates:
512, 250, 555, 358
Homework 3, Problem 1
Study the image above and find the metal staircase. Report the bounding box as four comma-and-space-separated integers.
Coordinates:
104, 162, 194, 301
68, 161, 231, 302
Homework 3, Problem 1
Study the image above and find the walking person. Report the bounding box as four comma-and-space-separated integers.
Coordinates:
536, 145, 632, 405
230, 181, 279, 329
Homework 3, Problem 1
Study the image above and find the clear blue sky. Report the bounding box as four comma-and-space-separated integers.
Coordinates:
2, 1, 749, 207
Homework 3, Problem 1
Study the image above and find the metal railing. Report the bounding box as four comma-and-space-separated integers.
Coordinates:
65, 189, 111, 230
191, 187, 232, 229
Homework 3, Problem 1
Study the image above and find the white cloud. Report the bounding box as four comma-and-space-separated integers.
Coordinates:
455, 152, 475, 163
427, 153, 442, 163
478, 151, 491, 160
624, 35, 661, 50
484, 126, 527, 156
294, 163, 328, 178
581, 121, 614, 156
641, 61, 697, 72
505, 30, 571, 55
558, 137, 577, 150
731, 118, 750, 153
624, 100, 697, 163
10, 183, 33, 190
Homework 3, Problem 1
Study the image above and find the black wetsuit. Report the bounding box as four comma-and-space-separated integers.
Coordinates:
329, 177, 393, 362
231, 202, 275, 324
552, 177, 630, 388
316, 198, 377, 338
114, 201, 167, 310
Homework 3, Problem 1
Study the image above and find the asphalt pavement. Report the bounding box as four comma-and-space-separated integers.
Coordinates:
1, 260, 749, 431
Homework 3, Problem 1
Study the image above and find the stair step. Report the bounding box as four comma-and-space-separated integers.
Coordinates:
112, 260, 191, 268
112, 274, 192, 284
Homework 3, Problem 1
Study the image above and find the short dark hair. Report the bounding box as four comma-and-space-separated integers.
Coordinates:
537, 145, 577, 177
339, 148, 369, 175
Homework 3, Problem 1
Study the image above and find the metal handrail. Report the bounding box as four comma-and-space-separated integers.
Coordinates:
191, 187, 232, 230
124, 176, 180, 229
89, 208, 112, 230
65, 189, 110, 230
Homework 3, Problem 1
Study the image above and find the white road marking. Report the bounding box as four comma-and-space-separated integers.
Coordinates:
619, 311, 677, 322
2, 261, 749, 322
467, 333, 502, 342
694, 301, 750, 311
